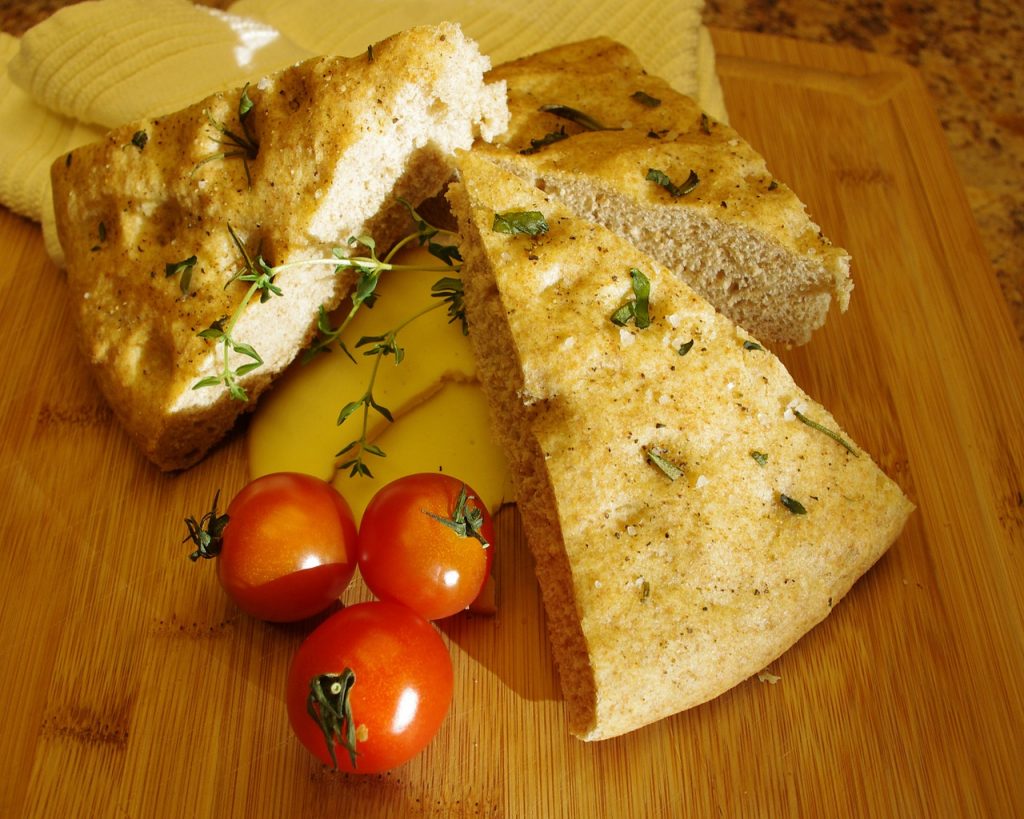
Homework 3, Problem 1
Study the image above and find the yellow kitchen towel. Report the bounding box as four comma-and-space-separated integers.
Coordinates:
232, 0, 715, 103
9, 0, 307, 128
0, 33, 102, 222
1, 0, 724, 261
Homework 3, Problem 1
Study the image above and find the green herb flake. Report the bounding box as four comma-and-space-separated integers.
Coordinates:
751, 451, 769, 467
793, 409, 859, 456
492, 210, 549, 236
165, 254, 198, 293
678, 339, 694, 356
631, 90, 661, 108
743, 340, 765, 351
238, 83, 255, 118
780, 494, 807, 515
520, 125, 568, 155
646, 167, 699, 198
645, 447, 684, 481
640, 580, 651, 601
131, 130, 148, 150
538, 104, 617, 132
610, 268, 652, 329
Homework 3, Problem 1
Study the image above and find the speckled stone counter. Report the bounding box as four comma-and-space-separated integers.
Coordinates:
704, 0, 1024, 349
3, 0, 1022, 347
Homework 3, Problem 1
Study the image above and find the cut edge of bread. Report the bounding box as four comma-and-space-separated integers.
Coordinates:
486, 144, 851, 347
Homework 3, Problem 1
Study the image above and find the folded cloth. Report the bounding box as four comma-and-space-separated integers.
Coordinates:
0, 32, 104, 258
1, 0, 724, 264
232, 0, 714, 103
8, 0, 309, 128
3, 0, 313, 258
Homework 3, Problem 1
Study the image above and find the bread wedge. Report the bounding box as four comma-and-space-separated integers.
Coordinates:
481, 38, 851, 346
448, 150, 912, 741
50, 22, 508, 471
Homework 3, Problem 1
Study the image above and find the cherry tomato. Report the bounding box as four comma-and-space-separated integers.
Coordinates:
286, 600, 453, 773
186, 472, 358, 622
358, 473, 495, 620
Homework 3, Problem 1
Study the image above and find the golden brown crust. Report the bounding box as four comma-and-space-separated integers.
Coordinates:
486, 37, 707, 150
482, 37, 851, 347
51, 23, 508, 470
449, 151, 912, 740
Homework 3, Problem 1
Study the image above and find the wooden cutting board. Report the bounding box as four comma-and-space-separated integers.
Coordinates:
1, 28, 1022, 818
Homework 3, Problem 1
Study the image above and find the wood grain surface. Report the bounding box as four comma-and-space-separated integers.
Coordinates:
1, 28, 1022, 818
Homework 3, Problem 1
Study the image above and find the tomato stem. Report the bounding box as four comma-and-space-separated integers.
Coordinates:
183, 490, 230, 560
424, 484, 490, 548
307, 668, 359, 769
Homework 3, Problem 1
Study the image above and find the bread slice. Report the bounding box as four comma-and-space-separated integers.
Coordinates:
448, 150, 912, 741
50, 22, 508, 471
481, 38, 851, 346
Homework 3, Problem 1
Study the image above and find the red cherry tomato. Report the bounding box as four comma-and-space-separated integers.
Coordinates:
286, 600, 453, 773
358, 473, 495, 620
187, 472, 358, 622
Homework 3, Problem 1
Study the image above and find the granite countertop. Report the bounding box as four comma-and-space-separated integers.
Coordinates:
704, 0, 1024, 350
2, 0, 1021, 347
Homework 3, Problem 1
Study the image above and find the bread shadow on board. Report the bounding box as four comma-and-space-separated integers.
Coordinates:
436, 504, 563, 704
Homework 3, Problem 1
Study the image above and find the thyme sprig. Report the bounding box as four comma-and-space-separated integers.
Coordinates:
335, 296, 453, 478
398, 197, 464, 266
303, 202, 461, 361
193, 224, 280, 401
192, 204, 461, 401
431, 276, 470, 335
194, 84, 259, 185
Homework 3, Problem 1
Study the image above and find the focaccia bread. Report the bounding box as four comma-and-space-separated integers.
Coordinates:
482, 37, 851, 347
448, 150, 912, 741
50, 22, 508, 471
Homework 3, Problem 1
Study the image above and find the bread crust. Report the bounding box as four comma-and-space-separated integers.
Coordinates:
449, 151, 912, 740
51, 23, 508, 470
